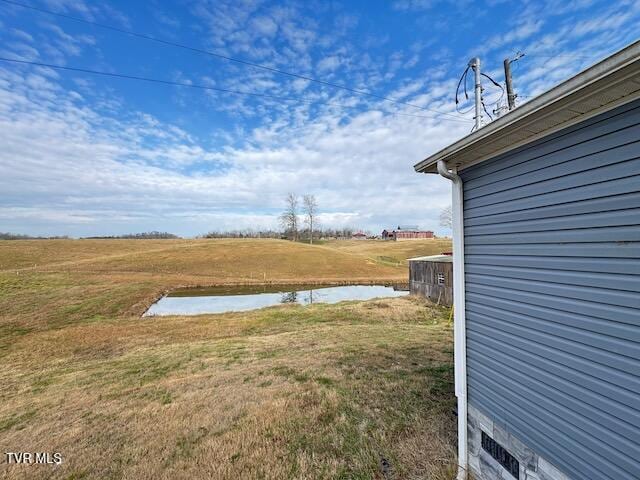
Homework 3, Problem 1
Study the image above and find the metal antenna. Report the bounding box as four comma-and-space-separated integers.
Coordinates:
468, 57, 483, 129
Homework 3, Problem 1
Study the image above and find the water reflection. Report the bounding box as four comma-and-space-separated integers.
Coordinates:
144, 284, 408, 316
281, 291, 298, 303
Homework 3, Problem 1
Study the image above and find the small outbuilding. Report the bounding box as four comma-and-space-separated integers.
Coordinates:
408, 254, 453, 306
415, 42, 640, 480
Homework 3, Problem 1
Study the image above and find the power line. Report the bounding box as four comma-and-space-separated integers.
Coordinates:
523, 53, 596, 60
509, 48, 598, 61
0, 0, 466, 121
0, 56, 473, 123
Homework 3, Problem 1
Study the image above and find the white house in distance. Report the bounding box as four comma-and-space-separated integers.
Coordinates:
415, 42, 640, 480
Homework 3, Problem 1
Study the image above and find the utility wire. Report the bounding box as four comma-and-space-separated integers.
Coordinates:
510, 49, 597, 61
480, 71, 504, 105
0, 0, 466, 121
481, 72, 503, 93
456, 66, 502, 129
0, 56, 473, 123
523, 53, 595, 60
454, 65, 472, 114
481, 100, 493, 121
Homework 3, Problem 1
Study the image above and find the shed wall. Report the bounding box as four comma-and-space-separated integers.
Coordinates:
409, 260, 453, 305
460, 98, 640, 480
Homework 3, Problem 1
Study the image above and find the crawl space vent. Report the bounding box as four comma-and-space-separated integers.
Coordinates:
481, 431, 519, 479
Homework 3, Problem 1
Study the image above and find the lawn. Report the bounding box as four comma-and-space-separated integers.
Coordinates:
0, 238, 455, 479
321, 238, 453, 267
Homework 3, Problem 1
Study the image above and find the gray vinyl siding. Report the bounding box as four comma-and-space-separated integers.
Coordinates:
460, 98, 640, 480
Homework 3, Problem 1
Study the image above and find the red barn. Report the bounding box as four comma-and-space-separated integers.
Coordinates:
381, 226, 434, 241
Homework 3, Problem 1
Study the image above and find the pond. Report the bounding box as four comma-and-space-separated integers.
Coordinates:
143, 284, 409, 316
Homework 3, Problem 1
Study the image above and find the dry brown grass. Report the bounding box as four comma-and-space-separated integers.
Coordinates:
0, 239, 456, 479
0, 238, 196, 271
321, 239, 452, 266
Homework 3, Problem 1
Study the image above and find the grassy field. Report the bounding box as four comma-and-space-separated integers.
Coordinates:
321, 238, 452, 267
0, 238, 456, 479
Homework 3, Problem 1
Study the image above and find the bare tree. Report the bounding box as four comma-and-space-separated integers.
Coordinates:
439, 205, 453, 230
280, 193, 299, 241
302, 194, 318, 244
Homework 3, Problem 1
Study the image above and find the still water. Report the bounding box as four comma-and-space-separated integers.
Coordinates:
144, 284, 408, 316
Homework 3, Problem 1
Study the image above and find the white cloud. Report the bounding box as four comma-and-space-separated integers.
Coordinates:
251, 16, 278, 37
392, 0, 435, 11
317, 55, 341, 73
485, 19, 544, 52
10, 28, 34, 43
492, 1, 640, 100
0, 58, 462, 237
42, 0, 129, 26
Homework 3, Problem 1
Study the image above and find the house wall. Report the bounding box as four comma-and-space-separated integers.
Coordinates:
409, 260, 452, 305
396, 231, 434, 240
460, 99, 640, 480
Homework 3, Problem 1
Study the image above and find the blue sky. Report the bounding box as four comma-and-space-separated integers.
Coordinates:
1, 0, 639, 237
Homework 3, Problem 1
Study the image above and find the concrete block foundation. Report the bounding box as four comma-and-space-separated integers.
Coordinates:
467, 404, 571, 480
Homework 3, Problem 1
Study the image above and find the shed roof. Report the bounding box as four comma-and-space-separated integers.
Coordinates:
383, 226, 430, 232
414, 40, 640, 174
408, 254, 453, 263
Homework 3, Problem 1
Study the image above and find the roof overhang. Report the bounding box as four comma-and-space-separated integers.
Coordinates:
408, 255, 453, 263
414, 40, 640, 174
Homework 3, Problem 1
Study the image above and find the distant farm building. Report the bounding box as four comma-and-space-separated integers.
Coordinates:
382, 226, 434, 241
351, 232, 367, 240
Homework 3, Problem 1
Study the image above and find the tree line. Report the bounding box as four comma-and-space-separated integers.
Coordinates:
0, 232, 180, 240
0, 232, 70, 240
84, 231, 179, 239
202, 226, 360, 240
202, 194, 360, 241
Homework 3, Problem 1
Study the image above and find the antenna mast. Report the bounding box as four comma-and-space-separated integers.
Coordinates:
468, 57, 483, 130
503, 52, 524, 110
